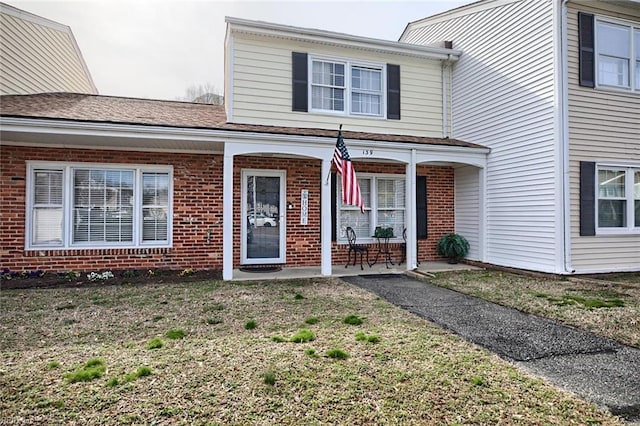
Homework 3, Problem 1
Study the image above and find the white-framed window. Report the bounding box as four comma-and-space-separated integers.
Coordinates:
596, 18, 640, 91
310, 56, 384, 117
337, 175, 405, 242
596, 165, 640, 232
26, 162, 172, 249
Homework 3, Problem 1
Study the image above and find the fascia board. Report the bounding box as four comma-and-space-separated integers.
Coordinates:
225, 16, 461, 61
0, 117, 489, 155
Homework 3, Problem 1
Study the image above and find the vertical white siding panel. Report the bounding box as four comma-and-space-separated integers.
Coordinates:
455, 166, 480, 260
403, 0, 560, 273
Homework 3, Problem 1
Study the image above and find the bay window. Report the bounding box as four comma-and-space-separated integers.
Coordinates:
27, 162, 172, 249
338, 175, 405, 241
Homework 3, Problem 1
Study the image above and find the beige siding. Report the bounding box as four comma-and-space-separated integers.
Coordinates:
229, 33, 445, 136
567, 2, 640, 272
0, 8, 96, 95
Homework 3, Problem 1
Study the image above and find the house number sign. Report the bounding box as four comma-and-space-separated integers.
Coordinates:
362, 149, 374, 156
300, 190, 308, 225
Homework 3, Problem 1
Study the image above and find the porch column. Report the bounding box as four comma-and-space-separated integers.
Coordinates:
321, 158, 332, 276
406, 150, 417, 269
222, 152, 234, 280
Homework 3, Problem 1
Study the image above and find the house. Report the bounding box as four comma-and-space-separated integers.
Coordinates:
2, 0, 637, 281
0, 2, 97, 95
401, 0, 639, 274
0, 17, 488, 280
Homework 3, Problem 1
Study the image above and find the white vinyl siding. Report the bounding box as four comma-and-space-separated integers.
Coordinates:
229, 33, 444, 136
568, 3, 640, 272
337, 175, 405, 243
402, 0, 559, 272
26, 162, 172, 250
455, 166, 481, 261
0, 8, 96, 95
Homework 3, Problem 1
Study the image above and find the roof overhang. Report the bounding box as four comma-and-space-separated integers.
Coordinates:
226, 16, 462, 62
0, 117, 490, 161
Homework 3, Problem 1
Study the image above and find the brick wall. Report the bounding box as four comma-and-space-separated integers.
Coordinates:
1, 145, 224, 273
1, 145, 455, 274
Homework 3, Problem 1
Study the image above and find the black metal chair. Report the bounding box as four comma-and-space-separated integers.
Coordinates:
345, 226, 370, 270
399, 228, 407, 265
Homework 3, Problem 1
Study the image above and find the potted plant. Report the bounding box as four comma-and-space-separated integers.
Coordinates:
436, 233, 470, 264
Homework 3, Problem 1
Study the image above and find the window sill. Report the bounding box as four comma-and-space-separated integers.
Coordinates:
595, 229, 640, 236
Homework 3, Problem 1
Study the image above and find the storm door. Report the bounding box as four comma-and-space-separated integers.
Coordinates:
241, 169, 286, 264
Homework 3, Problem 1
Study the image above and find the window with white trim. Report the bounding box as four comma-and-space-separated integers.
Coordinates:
596, 19, 640, 91
337, 175, 405, 241
596, 166, 640, 231
27, 162, 172, 249
310, 57, 384, 116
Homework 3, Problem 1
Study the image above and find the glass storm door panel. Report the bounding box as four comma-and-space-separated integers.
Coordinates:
242, 170, 285, 264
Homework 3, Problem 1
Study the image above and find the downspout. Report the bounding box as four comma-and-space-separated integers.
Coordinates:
560, 0, 575, 274
441, 53, 454, 138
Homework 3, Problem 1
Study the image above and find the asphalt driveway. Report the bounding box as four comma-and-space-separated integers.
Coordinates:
342, 273, 640, 422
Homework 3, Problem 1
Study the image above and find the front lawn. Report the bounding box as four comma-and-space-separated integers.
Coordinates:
0, 277, 622, 424
427, 270, 640, 348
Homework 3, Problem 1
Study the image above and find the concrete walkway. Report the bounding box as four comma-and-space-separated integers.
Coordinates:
341, 273, 640, 423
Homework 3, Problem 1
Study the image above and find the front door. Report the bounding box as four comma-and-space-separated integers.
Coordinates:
241, 169, 286, 264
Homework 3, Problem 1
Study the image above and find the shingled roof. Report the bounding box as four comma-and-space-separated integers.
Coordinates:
0, 93, 485, 149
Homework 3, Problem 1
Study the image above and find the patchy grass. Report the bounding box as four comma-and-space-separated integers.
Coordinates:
326, 348, 350, 359
428, 270, 640, 348
343, 315, 364, 325
165, 328, 185, 340
64, 358, 106, 383
245, 320, 258, 330
0, 277, 624, 424
289, 329, 315, 343
145, 338, 163, 350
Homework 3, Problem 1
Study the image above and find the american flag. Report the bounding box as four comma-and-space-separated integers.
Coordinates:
333, 129, 364, 213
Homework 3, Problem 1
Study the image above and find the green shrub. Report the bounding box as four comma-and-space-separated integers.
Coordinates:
289, 329, 315, 343
206, 317, 223, 325
165, 329, 185, 339
245, 320, 258, 330
47, 361, 60, 369
343, 315, 364, 325
293, 293, 305, 300
146, 338, 164, 350
326, 349, 349, 360
271, 335, 286, 343
305, 348, 319, 358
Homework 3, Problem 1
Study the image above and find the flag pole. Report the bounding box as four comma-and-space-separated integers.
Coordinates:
325, 124, 343, 185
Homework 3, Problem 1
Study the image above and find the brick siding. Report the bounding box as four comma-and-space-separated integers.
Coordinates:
1, 145, 454, 274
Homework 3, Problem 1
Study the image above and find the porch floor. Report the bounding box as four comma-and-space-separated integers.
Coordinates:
232, 261, 481, 281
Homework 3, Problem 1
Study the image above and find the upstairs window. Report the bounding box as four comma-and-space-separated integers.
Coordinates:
596, 19, 639, 91
579, 13, 639, 91
293, 53, 399, 118
310, 57, 384, 117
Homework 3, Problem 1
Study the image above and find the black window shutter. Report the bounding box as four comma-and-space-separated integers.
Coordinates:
331, 172, 337, 241
416, 175, 428, 239
580, 161, 596, 236
578, 12, 595, 88
387, 64, 401, 120
292, 52, 308, 112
